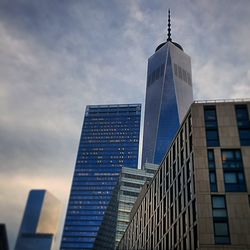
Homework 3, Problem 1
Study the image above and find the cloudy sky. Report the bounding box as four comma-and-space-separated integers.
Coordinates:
1, 0, 250, 248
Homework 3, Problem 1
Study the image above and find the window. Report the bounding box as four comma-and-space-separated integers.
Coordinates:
235, 105, 250, 146
212, 196, 227, 218
211, 196, 230, 244
214, 222, 230, 244
204, 106, 220, 146
208, 150, 217, 192
221, 149, 246, 192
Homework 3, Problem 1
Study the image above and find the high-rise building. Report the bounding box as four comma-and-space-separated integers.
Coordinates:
15, 190, 61, 250
0, 224, 9, 250
141, 11, 193, 166
60, 104, 141, 250
92, 163, 158, 250
114, 163, 158, 247
118, 100, 250, 250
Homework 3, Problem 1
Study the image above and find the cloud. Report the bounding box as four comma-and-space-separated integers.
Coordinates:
0, 173, 71, 249
1, 0, 250, 249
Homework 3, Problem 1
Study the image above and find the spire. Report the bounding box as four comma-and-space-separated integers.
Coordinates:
167, 9, 172, 42
155, 9, 183, 52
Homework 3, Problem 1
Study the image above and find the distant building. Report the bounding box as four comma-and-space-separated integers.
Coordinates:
114, 163, 158, 247
141, 11, 193, 167
93, 163, 158, 250
60, 104, 141, 250
118, 100, 250, 250
15, 190, 61, 250
0, 224, 9, 250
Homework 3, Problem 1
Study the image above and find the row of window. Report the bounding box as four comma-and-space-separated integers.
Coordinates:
76, 159, 138, 164
147, 63, 165, 87
173, 63, 192, 86
86, 106, 140, 112
117, 114, 195, 250
74, 167, 121, 173
84, 119, 140, 125
208, 149, 246, 192
86, 113, 140, 118
81, 138, 138, 142
204, 104, 250, 147
79, 146, 139, 151
82, 131, 140, 136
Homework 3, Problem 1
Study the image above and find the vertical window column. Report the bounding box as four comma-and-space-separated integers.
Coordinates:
235, 104, 250, 146
212, 196, 230, 244
207, 150, 217, 192
204, 106, 220, 147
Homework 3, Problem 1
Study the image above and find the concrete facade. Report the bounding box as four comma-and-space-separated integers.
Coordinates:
117, 100, 250, 250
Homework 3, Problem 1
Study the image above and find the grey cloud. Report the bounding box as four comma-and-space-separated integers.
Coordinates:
1, 1, 250, 249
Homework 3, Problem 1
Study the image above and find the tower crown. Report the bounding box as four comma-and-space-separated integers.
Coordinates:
155, 9, 183, 52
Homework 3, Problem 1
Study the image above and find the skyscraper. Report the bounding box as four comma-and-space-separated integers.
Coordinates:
15, 190, 61, 250
92, 163, 158, 250
142, 10, 193, 166
118, 100, 250, 250
114, 163, 158, 248
60, 104, 141, 250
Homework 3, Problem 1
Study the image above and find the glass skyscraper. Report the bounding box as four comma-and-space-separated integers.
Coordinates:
60, 104, 141, 250
15, 190, 61, 250
141, 13, 193, 166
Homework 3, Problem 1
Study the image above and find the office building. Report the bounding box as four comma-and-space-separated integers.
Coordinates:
114, 163, 158, 247
60, 104, 141, 250
93, 163, 158, 250
0, 224, 9, 250
15, 190, 61, 250
118, 100, 250, 250
141, 10, 193, 166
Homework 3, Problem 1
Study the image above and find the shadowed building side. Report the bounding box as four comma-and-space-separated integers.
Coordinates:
0, 224, 9, 250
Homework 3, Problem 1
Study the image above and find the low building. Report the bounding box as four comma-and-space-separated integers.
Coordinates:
15, 190, 61, 250
0, 224, 9, 250
117, 100, 250, 250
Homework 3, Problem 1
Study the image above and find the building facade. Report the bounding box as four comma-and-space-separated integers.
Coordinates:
141, 14, 193, 167
15, 190, 61, 250
60, 104, 141, 250
118, 100, 250, 250
115, 163, 158, 247
93, 163, 158, 250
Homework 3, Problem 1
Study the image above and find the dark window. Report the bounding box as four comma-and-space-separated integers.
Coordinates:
204, 106, 220, 146
212, 196, 230, 244
214, 222, 230, 244
235, 105, 250, 146
208, 149, 217, 192
221, 149, 246, 192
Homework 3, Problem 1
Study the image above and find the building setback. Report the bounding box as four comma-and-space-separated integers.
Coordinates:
15, 190, 61, 250
141, 11, 193, 167
118, 100, 250, 250
60, 104, 141, 250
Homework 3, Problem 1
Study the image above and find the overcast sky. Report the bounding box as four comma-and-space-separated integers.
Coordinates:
1, 0, 250, 248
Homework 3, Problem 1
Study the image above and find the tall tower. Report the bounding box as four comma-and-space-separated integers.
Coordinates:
60, 104, 141, 250
142, 10, 193, 166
